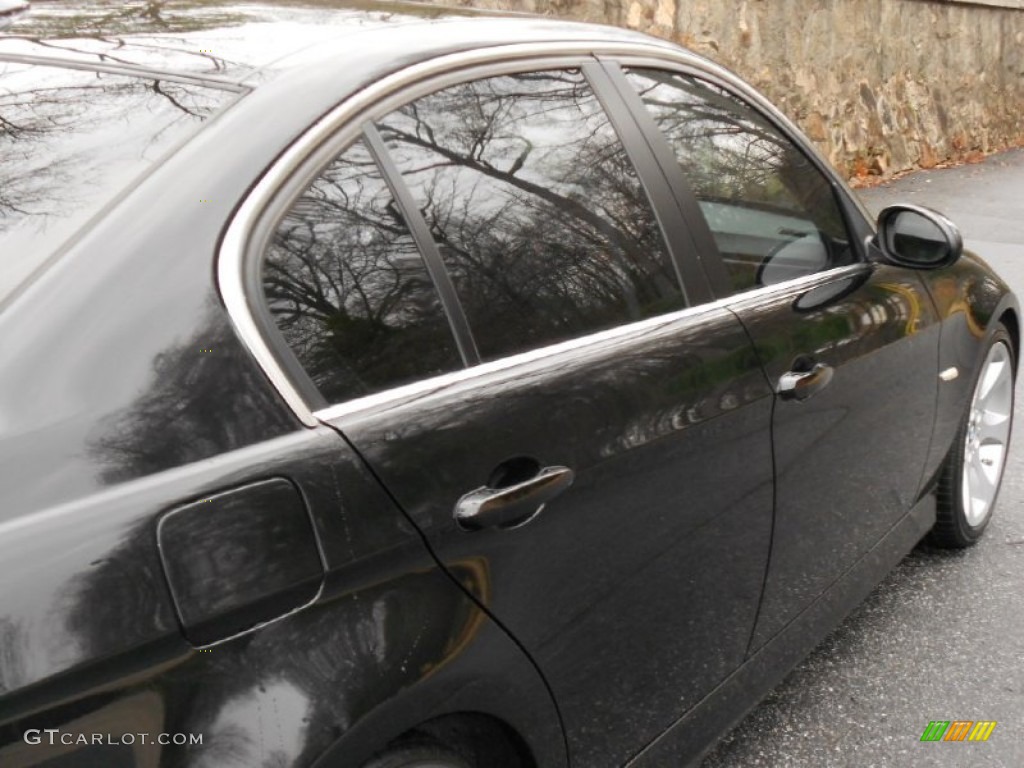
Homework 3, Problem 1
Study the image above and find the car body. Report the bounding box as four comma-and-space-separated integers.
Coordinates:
0, 2, 1018, 767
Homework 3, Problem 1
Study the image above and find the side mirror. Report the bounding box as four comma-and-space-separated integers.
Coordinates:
876, 204, 962, 269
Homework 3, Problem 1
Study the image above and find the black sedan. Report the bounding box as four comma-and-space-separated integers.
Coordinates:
0, 2, 1017, 767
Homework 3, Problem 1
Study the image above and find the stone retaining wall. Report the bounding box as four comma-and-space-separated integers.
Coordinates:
450, 0, 1024, 181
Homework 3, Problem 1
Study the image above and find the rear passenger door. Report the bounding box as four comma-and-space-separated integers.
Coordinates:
255, 62, 775, 768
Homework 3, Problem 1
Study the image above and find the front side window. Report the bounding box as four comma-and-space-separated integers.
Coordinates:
261, 139, 462, 404
376, 69, 686, 361
624, 68, 854, 294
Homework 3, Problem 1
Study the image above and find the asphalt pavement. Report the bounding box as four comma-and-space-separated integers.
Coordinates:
701, 149, 1024, 768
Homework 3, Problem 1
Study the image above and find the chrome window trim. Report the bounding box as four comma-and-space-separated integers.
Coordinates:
218, 37, 868, 429
313, 263, 868, 424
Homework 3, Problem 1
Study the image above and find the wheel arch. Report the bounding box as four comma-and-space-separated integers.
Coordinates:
308, 628, 567, 768
376, 711, 539, 768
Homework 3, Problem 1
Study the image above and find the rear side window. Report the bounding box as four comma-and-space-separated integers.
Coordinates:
624, 69, 853, 294
376, 69, 686, 361
262, 139, 462, 404
0, 63, 232, 301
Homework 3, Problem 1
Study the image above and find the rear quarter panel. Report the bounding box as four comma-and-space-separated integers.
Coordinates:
0, 44, 569, 766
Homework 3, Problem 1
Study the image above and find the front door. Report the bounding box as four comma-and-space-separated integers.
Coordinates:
616, 64, 940, 648
730, 264, 940, 645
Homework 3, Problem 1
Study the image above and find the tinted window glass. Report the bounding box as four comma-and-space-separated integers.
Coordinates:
625, 69, 853, 294
262, 140, 462, 404
377, 69, 685, 361
0, 63, 231, 301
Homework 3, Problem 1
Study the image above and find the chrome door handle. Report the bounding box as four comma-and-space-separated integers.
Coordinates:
778, 362, 834, 401
454, 466, 574, 531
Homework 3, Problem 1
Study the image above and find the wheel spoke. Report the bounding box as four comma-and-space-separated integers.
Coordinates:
974, 354, 1007, 403
978, 412, 1010, 444
977, 358, 1005, 401
977, 362, 1011, 412
977, 443, 1005, 482
965, 457, 994, 525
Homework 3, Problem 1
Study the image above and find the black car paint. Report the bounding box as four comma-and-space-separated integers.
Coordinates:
629, 475, 939, 766
158, 477, 325, 646
730, 263, 941, 647
0, 423, 566, 767
0, 4, 1019, 768
326, 305, 775, 768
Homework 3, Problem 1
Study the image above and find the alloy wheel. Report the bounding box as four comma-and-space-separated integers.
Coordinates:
962, 341, 1014, 527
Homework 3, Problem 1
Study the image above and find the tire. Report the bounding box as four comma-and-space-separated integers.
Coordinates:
930, 324, 1016, 548
361, 738, 473, 768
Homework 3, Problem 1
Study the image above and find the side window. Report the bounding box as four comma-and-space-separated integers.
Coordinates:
375, 69, 686, 361
623, 68, 854, 294
261, 139, 463, 404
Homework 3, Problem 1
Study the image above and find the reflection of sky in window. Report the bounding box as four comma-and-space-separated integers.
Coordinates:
0, 63, 230, 300
633, 77, 795, 207
386, 72, 613, 220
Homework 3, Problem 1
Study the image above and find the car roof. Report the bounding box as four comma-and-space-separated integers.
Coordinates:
0, 0, 674, 86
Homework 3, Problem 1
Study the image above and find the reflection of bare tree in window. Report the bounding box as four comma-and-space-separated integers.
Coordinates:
625, 69, 844, 235
263, 140, 462, 404
636, 80, 786, 204
377, 69, 685, 361
624, 69, 851, 294
260, 70, 689, 402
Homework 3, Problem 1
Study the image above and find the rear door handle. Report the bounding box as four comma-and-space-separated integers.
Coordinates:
778, 362, 834, 401
454, 466, 574, 531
